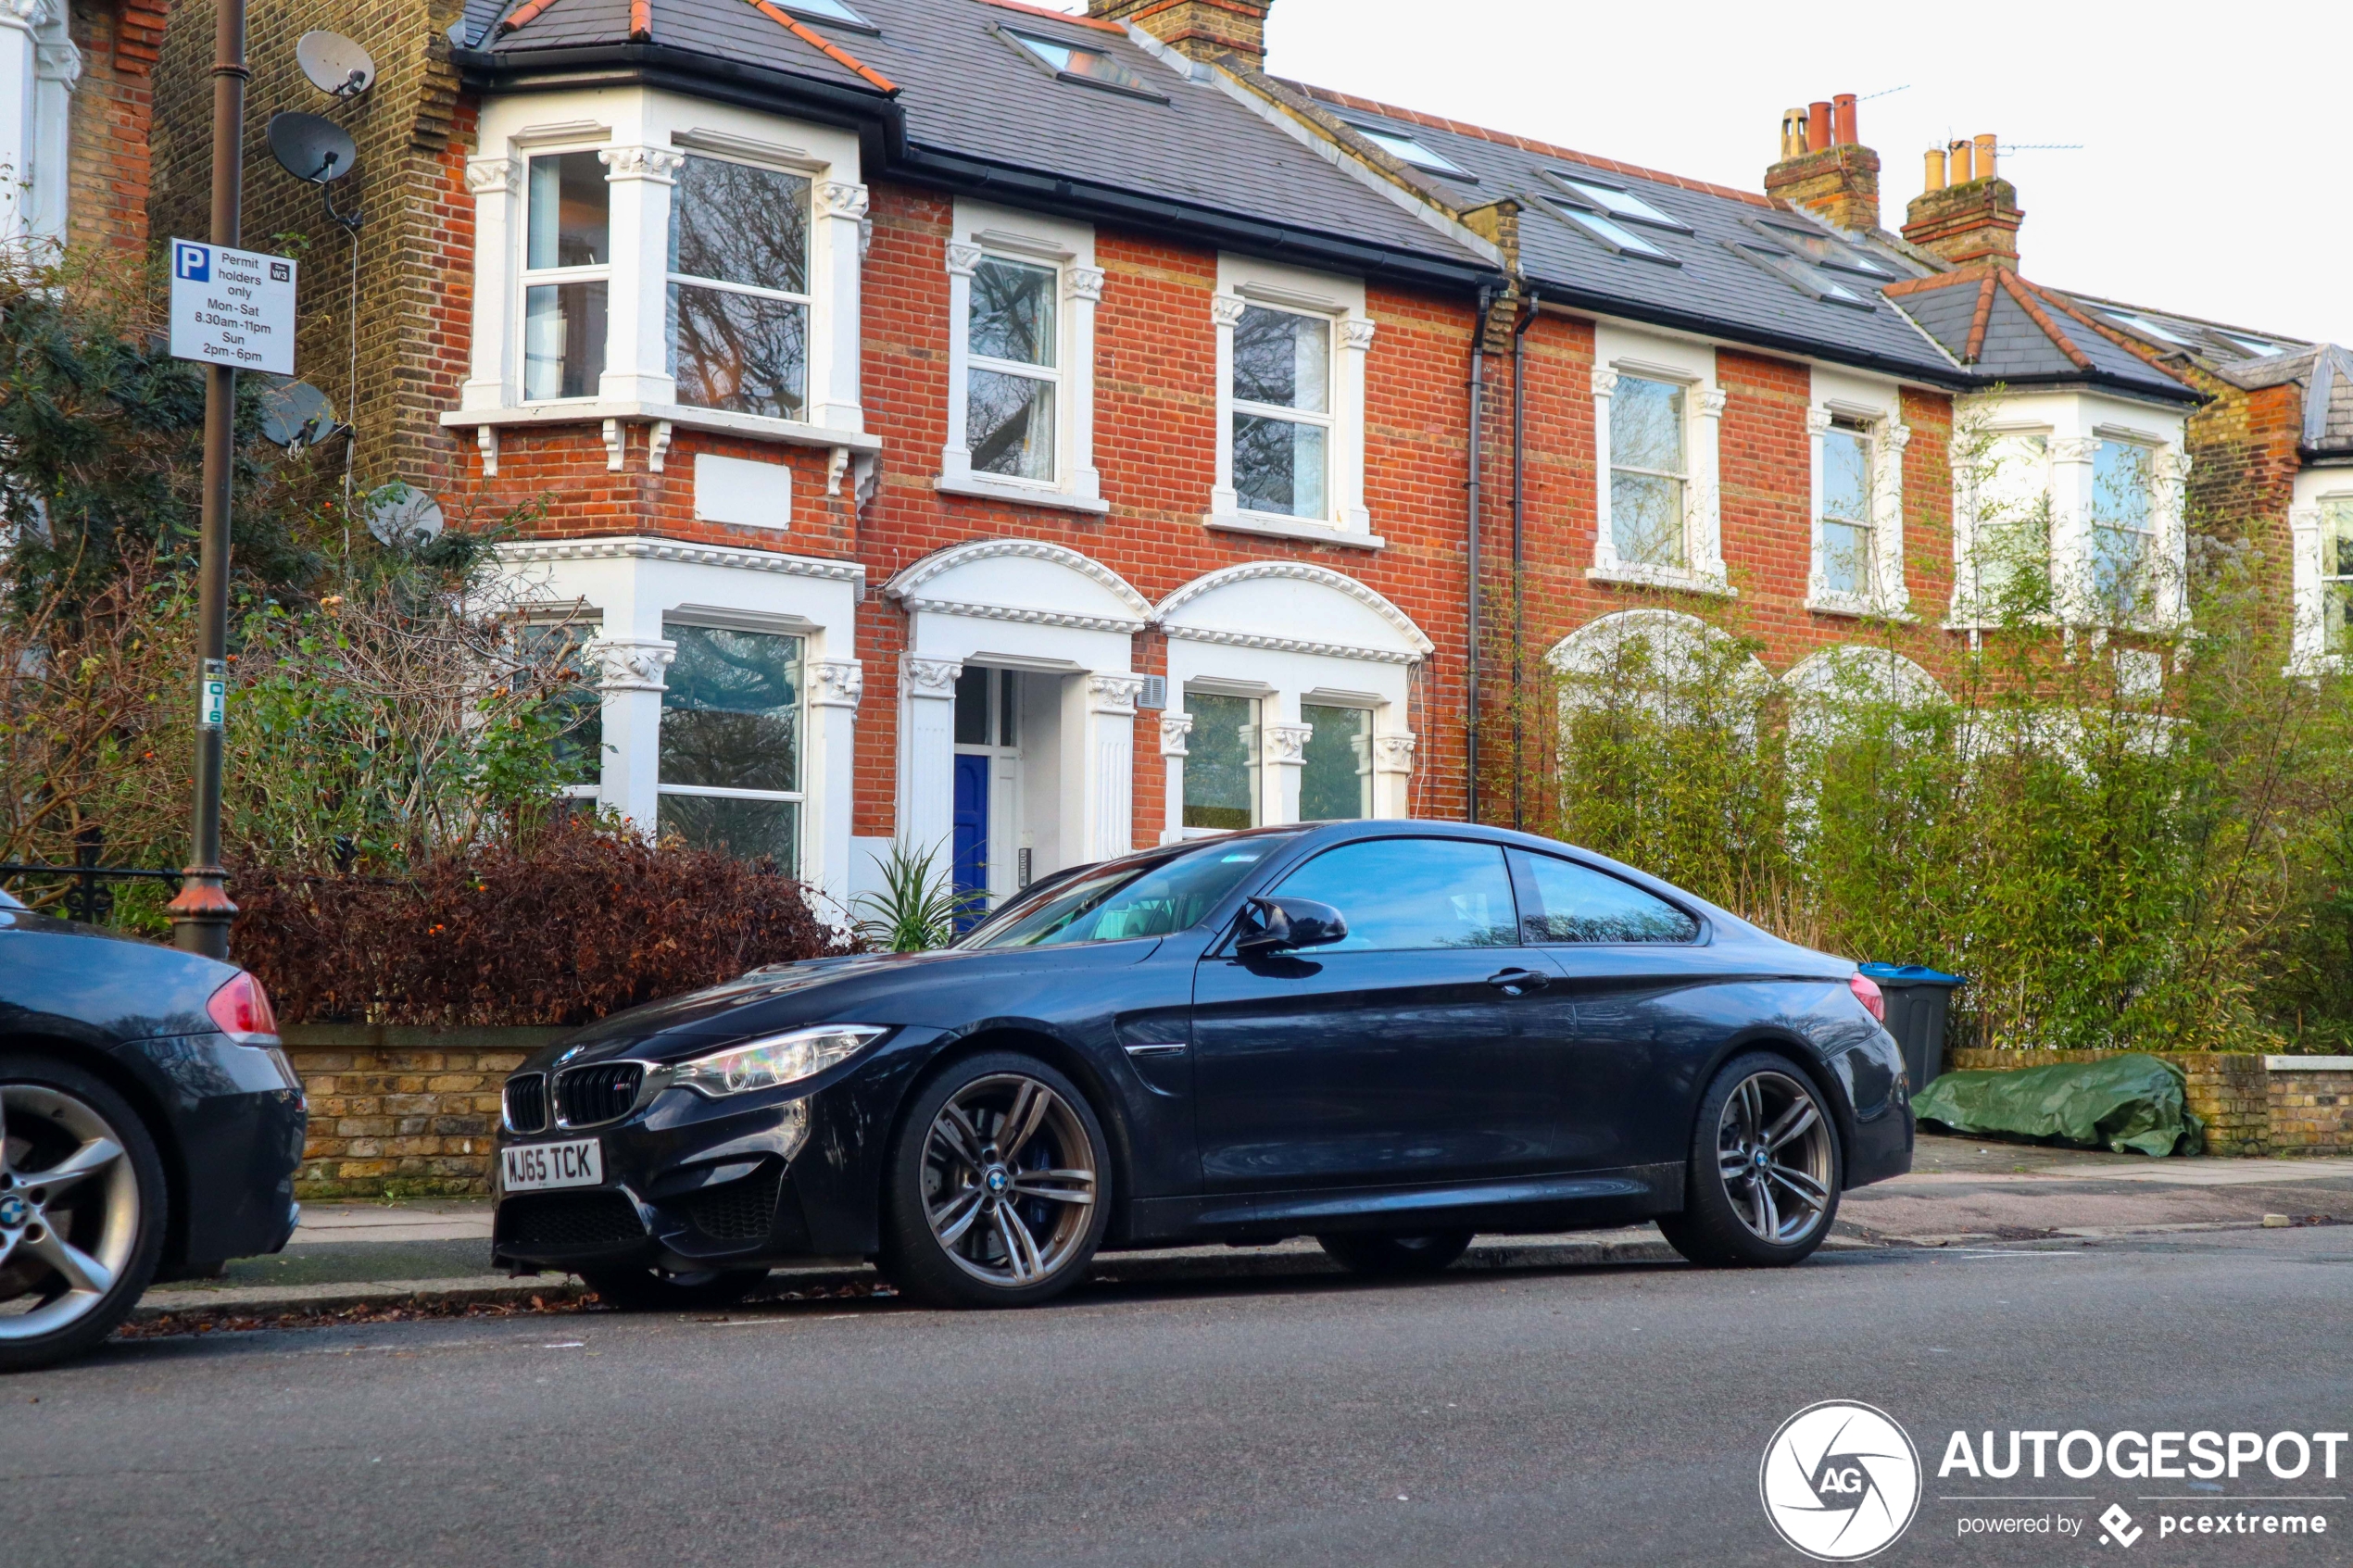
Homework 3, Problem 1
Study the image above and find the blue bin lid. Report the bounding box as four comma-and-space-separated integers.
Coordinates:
1858, 961, 1965, 987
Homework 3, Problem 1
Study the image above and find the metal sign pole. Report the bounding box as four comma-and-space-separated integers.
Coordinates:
166, 0, 249, 960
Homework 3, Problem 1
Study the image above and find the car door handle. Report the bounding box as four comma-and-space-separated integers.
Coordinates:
1487, 968, 1552, 995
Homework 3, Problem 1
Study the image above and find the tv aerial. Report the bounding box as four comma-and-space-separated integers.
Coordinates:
266, 111, 361, 231
296, 31, 376, 99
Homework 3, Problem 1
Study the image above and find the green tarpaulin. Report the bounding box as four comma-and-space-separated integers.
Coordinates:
1913, 1054, 2204, 1158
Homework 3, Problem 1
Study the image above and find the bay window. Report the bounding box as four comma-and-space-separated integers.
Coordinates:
1182, 692, 1259, 831
2327, 500, 2353, 650
522, 152, 609, 401
667, 155, 812, 420
659, 621, 804, 872
2090, 438, 2157, 616
1300, 703, 1371, 822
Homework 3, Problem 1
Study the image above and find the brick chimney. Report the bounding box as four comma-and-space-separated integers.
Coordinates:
1904, 134, 2023, 269
1764, 92, 1881, 233
1087, 0, 1273, 72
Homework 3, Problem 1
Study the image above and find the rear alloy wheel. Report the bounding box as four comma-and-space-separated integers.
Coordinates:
1658, 1052, 1842, 1269
0, 1057, 167, 1373
1316, 1230, 1475, 1278
879, 1053, 1109, 1309
581, 1266, 771, 1312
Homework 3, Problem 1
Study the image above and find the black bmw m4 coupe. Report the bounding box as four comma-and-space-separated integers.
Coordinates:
492, 821, 1911, 1309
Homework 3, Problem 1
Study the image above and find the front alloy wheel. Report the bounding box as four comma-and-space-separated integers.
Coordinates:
1658, 1053, 1842, 1269
881, 1054, 1108, 1309
0, 1058, 167, 1372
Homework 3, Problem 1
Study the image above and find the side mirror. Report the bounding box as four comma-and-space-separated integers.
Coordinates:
1235, 896, 1349, 959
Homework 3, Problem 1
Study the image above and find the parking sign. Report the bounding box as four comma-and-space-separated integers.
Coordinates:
168, 239, 297, 376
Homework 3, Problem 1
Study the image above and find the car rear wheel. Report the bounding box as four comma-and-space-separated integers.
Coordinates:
1658, 1052, 1842, 1269
878, 1053, 1109, 1310
0, 1056, 168, 1373
580, 1266, 772, 1311
1316, 1230, 1475, 1277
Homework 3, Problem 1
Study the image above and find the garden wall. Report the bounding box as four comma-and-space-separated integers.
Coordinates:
284, 1025, 568, 1197
1944, 1048, 2353, 1157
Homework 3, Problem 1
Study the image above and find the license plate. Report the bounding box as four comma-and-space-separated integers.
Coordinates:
502, 1138, 603, 1193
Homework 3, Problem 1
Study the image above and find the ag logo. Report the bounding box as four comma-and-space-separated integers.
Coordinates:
1759, 1400, 1921, 1561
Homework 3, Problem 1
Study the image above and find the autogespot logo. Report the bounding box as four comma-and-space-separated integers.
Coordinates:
1760, 1400, 1923, 1562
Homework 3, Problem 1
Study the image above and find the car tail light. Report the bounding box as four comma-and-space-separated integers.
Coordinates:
1848, 971, 1885, 1023
208, 971, 281, 1043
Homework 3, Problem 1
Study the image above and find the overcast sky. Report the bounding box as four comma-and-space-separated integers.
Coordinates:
1050, 0, 2350, 346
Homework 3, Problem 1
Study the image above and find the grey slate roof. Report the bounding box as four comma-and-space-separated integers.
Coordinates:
1883, 270, 2196, 404
452, 0, 1493, 285
1283, 86, 1969, 386
2055, 291, 2353, 458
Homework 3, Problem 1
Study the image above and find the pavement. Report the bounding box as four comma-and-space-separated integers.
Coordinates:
126, 1135, 2353, 1324
18, 1213, 2353, 1566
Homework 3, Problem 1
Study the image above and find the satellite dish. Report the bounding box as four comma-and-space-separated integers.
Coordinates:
257, 378, 338, 450
267, 112, 358, 184
296, 31, 376, 98
367, 483, 445, 547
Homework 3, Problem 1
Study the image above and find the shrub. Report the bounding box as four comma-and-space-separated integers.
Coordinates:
232, 817, 858, 1026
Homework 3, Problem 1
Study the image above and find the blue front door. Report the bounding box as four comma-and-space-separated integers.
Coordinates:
951, 753, 990, 929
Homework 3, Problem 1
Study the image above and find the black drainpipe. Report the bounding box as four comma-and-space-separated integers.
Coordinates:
1466, 286, 1494, 827
1509, 289, 1540, 833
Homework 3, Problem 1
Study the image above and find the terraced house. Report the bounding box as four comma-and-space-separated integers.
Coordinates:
129, 0, 2343, 913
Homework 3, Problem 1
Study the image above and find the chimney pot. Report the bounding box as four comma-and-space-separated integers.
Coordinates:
1948, 138, 1974, 183
1974, 133, 1998, 182
1780, 107, 1808, 162
1832, 93, 1857, 147
1807, 101, 1832, 153
1923, 146, 1947, 192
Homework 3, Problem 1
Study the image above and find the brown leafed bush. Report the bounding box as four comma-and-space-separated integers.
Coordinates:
232, 818, 856, 1026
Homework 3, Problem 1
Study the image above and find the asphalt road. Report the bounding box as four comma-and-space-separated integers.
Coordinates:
8, 1226, 2351, 1568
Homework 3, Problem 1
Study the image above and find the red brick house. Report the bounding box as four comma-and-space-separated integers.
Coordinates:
129, 0, 2329, 917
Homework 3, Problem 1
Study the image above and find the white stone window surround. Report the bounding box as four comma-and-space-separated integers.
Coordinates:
0, 0, 79, 245
1948, 390, 2190, 633
1206, 254, 1380, 550
884, 541, 1151, 880
1155, 563, 1429, 841
937, 200, 1106, 515
447, 89, 876, 480
1805, 367, 1912, 620
2289, 468, 2353, 674
1588, 325, 1730, 596
492, 536, 866, 909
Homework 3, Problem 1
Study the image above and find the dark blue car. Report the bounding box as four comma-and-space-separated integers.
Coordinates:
492, 822, 1911, 1309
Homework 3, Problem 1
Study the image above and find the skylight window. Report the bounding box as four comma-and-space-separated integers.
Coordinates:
1003, 29, 1160, 96
781, 0, 873, 26
2102, 309, 2198, 347
2219, 332, 2291, 358
1545, 200, 1674, 262
1350, 123, 1467, 177
1755, 220, 1891, 276
1554, 175, 1679, 229
1730, 243, 1870, 307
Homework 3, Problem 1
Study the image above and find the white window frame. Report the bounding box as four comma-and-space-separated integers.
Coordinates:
1207, 254, 1378, 550
452, 91, 873, 475
1805, 372, 1911, 619
664, 150, 817, 420
657, 611, 810, 873
1950, 393, 2189, 633
1588, 328, 1729, 596
2289, 479, 2353, 674
1297, 696, 1376, 822
937, 200, 1104, 514
2087, 434, 2162, 621
517, 144, 617, 406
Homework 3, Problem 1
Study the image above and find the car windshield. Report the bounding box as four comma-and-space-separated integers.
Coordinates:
960, 835, 1297, 949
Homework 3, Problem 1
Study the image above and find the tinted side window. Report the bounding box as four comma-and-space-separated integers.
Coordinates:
1274, 838, 1518, 951
1511, 851, 1698, 944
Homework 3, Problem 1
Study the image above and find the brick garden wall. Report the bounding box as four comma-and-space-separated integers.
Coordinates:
284, 1024, 568, 1196
1944, 1047, 2334, 1158
2266, 1062, 2353, 1155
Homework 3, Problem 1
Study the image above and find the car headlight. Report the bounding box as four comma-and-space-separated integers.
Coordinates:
667, 1025, 887, 1098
